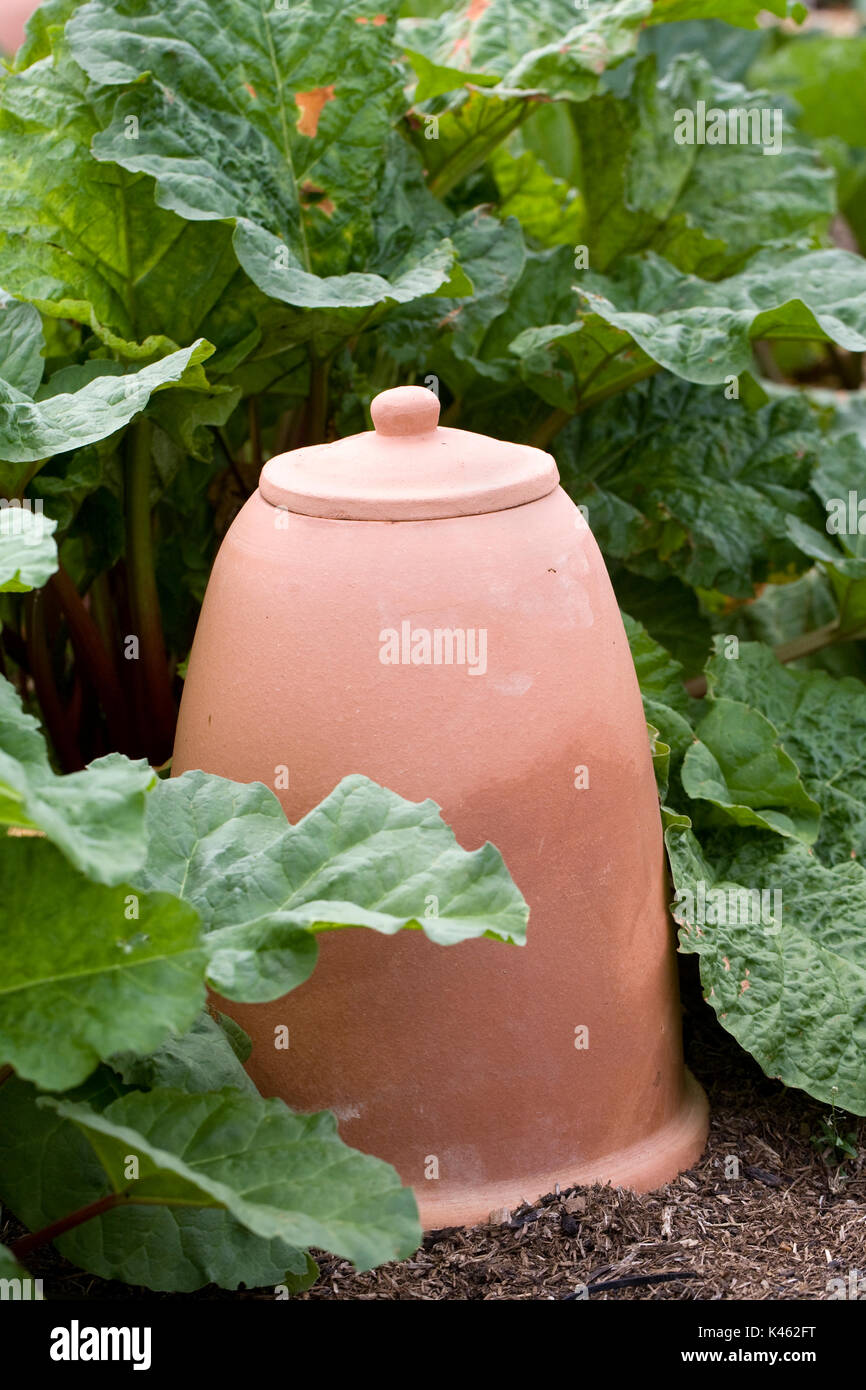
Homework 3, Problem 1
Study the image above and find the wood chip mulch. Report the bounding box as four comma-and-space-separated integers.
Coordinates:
296, 960, 866, 1301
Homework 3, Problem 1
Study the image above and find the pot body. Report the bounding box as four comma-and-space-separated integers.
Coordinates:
0, 1, 39, 55
173, 484, 707, 1226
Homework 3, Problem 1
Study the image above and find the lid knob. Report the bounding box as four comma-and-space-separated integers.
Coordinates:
370, 385, 440, 438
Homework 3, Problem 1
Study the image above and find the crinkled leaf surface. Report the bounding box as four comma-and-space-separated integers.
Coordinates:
557, 377, 823, 596
489, 143, 583, 248
410, 243, 576, 426
569, 54, 832, 275
0, 675, 155, 882
210, 131, 472, 367
511, 247, 866, 413
0, 835, 205, 1090
786, 432, 866, 639
135, 771, 528, 1002
704, 640, 866, 862
622, 610, 690, 715
637, 18, 771, 86
111, 1009, 257, 1097
668, 822, 866, 1113
681, 696, 820, 843
0, 291, 44, 396
401, 0, 650, 194
0, 505, 57, 592
0, 18, 251, 359
411, 87, 533, 199
47, 1085, 420, 1273
68, 0, 463, 315
431, 244, 858, 433
640, 631, 866, 1113
0, 1068, 314, 1292
0, 338, 213, 471
381, 207, 527, 396
401, 0, 650, 96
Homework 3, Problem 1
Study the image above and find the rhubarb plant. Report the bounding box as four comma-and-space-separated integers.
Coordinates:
0, 662, 528, 1288
1, 0, 866, 1292
628, 623, 866, 1115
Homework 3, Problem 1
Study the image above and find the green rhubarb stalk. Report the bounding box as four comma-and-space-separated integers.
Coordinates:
429, 105, 529, 200
123, 418, 177, 760
306, 354, 333, 446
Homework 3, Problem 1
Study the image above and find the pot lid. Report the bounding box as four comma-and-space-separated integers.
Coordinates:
258, 386, 560, 521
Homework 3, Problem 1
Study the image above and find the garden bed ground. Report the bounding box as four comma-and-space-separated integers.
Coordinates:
5, 960, 865, 1302
295, 962, 866, 1302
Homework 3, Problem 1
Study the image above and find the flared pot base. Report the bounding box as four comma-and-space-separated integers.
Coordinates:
415, 1069, 709, 1230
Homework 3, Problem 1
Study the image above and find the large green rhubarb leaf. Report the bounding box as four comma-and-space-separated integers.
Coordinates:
111, 1010, 257, 1097
381, 206, 527, 397
668, 821, 866, 1113
0, 835, 205, 1090
681, 696, 820, 843
0, 675, 155, 882
0, 1068, 315, 1292
0, 339, 214, 476
703, 640, 866, 862
0, 284, 222, 503
0, 291, 44, 395
401, 0, 649, 95
135, 770, 529, 1002
67, 0, 463, 315
0, 14, 252, 360
568, 54, 831, 276
786, 432, 866, 641
46, 1086, 419, 1274
557, 377, 824, 597
401, 0, 650, 194
511, 248, 866, 414
624, 612, 866, 1112
660, 634, 866, 1112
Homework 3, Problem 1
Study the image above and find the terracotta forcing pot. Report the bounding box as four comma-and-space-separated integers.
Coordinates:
0, 1, 40, 55
174, 386, 708, 1227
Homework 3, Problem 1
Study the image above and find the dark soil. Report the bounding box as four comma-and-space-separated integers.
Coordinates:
4, 959, 865, 1301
